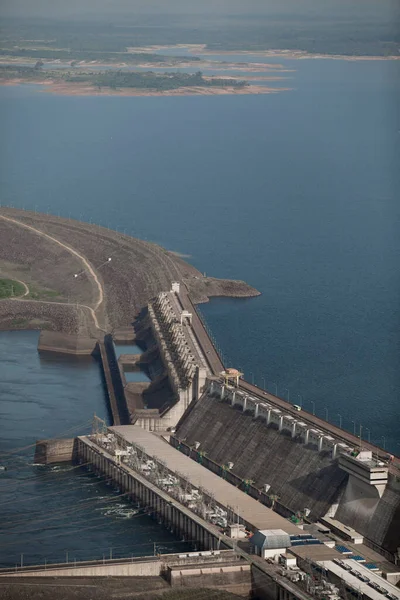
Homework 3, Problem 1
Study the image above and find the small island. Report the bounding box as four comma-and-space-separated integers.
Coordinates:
0, 64, 284, 97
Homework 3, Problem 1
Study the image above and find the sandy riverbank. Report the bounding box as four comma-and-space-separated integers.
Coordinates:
0, 78, 291, 96
128, 44, 400, 61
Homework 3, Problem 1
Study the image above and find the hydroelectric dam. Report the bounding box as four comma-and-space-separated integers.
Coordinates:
24, 281, 400, 600
1, 210, 399, 600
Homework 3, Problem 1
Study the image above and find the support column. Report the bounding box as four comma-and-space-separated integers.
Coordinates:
318, 436, 324, 452
231, 391, 236, 406
332, 444, 338, 459
291, 421, 297, 438
266, 409, 272, 425
278, 416, 284, 431
242, 396, 247, 412
304, 429, 310, 445
220, 385, 225, 400
254, 403, 259, 419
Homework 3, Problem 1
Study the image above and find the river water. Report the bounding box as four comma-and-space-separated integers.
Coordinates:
0, 331, 191, 567
0, 55, 399, 563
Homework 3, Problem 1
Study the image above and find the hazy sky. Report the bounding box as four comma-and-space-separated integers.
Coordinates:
1, 0, 397, 20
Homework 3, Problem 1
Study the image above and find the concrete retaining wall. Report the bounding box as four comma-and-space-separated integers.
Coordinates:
99, 335, 130, 426
1, 559, 162, 578
34, 438, 77, 464
335, 472, 400, 555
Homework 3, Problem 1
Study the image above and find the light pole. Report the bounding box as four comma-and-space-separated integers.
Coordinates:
352, 420, 356, 436
250, 372, 255, 385
365, 428, 371, 443
337, 414, 343, 429
261, 377, 266, 390
297, 394, 303, 408
311, 401, 315, 416
324, 407, 329, 421
270, 382, 278, 396
284, 388, 290, 402
382, 437, 386, 450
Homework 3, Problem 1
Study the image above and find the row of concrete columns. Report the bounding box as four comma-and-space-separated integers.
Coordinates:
211, 382, 343, 459
153, 294, 197, 384
77, 440, 219, 552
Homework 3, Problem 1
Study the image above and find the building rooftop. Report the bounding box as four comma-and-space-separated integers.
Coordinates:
319, 559, 400, 600
288, 545, 342, 562
111, 425, 301, 535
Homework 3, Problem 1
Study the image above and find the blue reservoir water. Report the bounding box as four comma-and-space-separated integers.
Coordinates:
114, 343, 144, 357
0, 58, 399, 456
124, 371, 150, 383
0, 331, 191, 567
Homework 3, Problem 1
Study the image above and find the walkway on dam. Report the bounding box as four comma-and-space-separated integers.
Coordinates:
111, 425, 301, 535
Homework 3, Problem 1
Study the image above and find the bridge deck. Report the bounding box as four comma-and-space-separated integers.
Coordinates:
111, 425, 300, 534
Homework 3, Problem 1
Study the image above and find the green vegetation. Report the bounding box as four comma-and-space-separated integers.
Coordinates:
0, 65, 248, 91
67, 70, 247, 90
1, 14, 399, 58
11, 317, 29, 327
27, 286, 60, 300
0, 278, 25, 298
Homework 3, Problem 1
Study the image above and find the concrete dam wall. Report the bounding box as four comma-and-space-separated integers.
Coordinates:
334, 474, 400, 555
176, 392, 348, 521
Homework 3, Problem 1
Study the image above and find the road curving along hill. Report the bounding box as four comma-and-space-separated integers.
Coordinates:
0, 208, 260, 338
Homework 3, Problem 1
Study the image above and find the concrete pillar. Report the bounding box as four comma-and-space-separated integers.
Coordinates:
231, 391, 236, 406
318, 436, 324, 452
266, 409, 272, 425
221, 385, 225, 400
291, 422, 297, 438
304, 429, 310, 445
254, 403, 259, 419
332, 444, 338, 459
278, 416, 284, 431
243, 396, 247, 412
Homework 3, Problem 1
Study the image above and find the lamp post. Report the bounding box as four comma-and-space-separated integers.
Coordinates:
250, 372, 255, 385
382, 437, 386, 450
261, 377, 266, 391
297, 394, 303, 408
311, 401, 315, 416
365, 428, 371, 443
337, 414, 343, 429
270, 382, 278, 396
324, 407, 329, 422
352, 420, 356, 436
284, 388, 290, 402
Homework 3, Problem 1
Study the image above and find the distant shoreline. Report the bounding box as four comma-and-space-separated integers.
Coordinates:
128, 44, 400, 61
0, 78, 291, 97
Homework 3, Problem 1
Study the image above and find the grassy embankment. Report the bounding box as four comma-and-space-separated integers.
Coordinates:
0, 279, 25, 298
